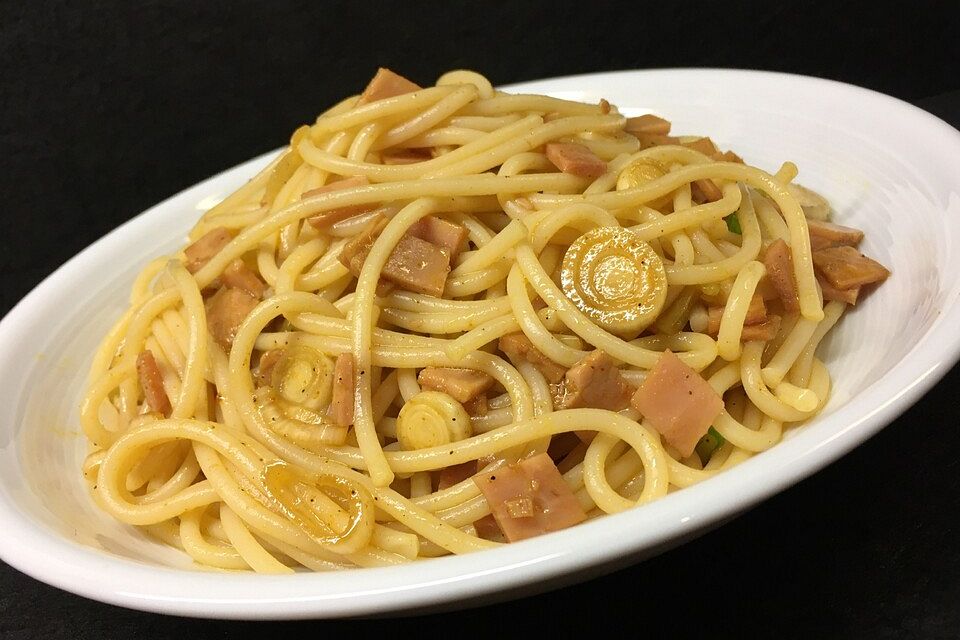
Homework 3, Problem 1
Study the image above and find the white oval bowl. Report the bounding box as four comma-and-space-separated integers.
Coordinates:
1, 69, 959, 619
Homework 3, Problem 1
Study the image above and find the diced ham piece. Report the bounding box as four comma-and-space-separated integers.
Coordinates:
381, 235, 451, 297
221, 258, 265, 298
819, 277, 860, 305
755, 274, 781, 301
339, 215, 453, 297
651, 134, 738, 163
706, 295, 767, 335
636, 133, 681, 149
691, 179, 723, 203
682, 137, 720, 157
136, 350, 171, 416
544, 142, 607, 179
809, 234, 838, 252
707, 307, 781, 342
357, 68, 421, 105
305, 176, 377, 228
806, 218, 865, 249
574, 430, 596, 444
498, 333, 567, 383
254, 349, 284, 387
740, 314, 782, 342
473, 452, 587, 542
630, 350, 724, 457
473, 514, 503, 541
556, 350, 633, 411
408, 216, 469, 259
339, 217, 385, 276
556, 440, 589, 473
437, 460, 478, 491
329, 353, 355, 427
547, 432, 582, 464
206, 287, 259, 350
812, 245, 890, 290
763, 239, 800, 313
625, 114, 672, 136
717, 150, 744, 163
184, 227, 233, 274
462, 394, 488, 416
744, 294, 768, 324
375, 279, 395, 297
417, 367, 494, 403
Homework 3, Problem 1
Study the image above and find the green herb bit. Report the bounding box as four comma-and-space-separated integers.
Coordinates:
695, 426, 726, 462
725, 213, 742, 234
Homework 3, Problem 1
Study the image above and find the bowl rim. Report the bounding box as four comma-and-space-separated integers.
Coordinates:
1, 67, 959, 619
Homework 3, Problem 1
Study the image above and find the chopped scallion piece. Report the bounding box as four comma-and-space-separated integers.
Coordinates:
695, 426, 726, 462
725, 213, 742, 234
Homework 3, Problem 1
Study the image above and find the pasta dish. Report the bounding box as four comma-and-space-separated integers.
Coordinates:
80, 68, 890, 571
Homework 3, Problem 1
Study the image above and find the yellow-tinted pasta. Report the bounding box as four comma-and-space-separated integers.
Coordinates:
80, 68, 885, 572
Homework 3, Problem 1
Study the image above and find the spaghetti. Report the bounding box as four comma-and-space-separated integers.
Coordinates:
81, 68, 890, 571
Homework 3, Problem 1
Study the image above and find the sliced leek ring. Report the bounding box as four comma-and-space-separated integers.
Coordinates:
261, 461, 375, 554
254, 387, 348, 448
560, 226, 668, 336
616, 158, 667, 191
617, 158, 673, 208
271, 344, 335, 409
396, 390, 471, 451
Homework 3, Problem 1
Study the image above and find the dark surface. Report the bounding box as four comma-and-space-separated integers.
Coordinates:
2, 2, 959, 638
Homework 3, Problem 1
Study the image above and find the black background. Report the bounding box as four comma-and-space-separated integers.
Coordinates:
2, 1, 960, 637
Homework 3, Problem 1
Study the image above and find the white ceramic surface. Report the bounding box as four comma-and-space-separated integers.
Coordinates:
1, 69, 959, 619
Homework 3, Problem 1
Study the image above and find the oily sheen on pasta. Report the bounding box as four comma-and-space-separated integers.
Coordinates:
81, 68, 890, 572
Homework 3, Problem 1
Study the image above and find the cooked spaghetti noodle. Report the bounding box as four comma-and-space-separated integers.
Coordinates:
81, 68, 889, 571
